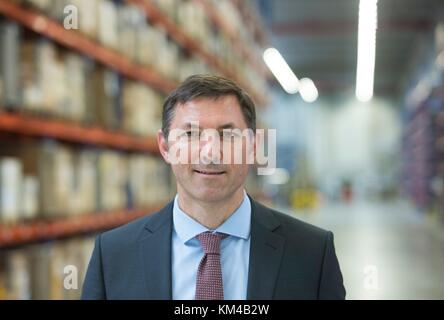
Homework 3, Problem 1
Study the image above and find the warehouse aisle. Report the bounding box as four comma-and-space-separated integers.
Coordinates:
280, 200, 444, 299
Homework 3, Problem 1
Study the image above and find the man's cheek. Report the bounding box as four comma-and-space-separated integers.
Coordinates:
168, 141, 194, 165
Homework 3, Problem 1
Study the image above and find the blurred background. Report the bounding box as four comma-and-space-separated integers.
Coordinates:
0, 0, 444, 299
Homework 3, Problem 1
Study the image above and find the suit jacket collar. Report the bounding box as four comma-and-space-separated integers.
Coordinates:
246, 195, 285, 299
139, 200, 174, 299
138, 194, 285, 300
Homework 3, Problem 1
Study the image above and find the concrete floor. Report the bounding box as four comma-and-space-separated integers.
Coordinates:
278, 199, 444, 299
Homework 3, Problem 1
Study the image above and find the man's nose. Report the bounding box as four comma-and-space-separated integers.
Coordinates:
200, 131, 222, 164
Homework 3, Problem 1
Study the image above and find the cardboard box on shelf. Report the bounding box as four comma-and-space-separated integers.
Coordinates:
39, 142, 73, 217
6, 249, 31, 300
135, 25, 166, 69
0, 157, 23, 224
122, 81, 162, 137
127, 155, 171, 208
29, 243, 52, 299
39, 142, 98, 217
21, 175, 39, 220
96, 150, 127, 211
70, 150, 98, 215
20, 40, 42, 111
69, 0, 99, 39
117, 5, 143, 61
28, 237, 95, 299
0, 20, 22, 108
92, 68, 121, 130
64, 53, 87, 122
0, 140, 42, 222
152, 0, 178, 22
97, 0, 119, 50
20, 39, 67, 115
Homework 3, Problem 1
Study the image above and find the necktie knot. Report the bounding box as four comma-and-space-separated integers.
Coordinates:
196, 232, 227, 255
195, 231, 228, 300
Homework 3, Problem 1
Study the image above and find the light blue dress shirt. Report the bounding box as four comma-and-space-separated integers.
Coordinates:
172, 191, 251, 300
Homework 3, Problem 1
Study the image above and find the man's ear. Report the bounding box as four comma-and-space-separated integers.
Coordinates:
157, 129, 170, 164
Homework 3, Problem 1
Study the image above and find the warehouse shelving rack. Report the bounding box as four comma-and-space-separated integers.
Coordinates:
0, 111, 160, 153
0, 0, 270, 248
0, 204, 164, 248
125, 0, 268, 106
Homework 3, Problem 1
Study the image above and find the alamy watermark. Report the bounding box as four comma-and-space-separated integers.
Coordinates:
63, 265, 78, 290
63, 5, 79, 30
166, 122, 276, 175
363, 265, 379, 291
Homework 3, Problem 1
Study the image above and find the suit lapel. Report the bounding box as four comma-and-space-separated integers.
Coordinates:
137, 196, 285, 300
247, 197, 285, 300
139, 201, 173, 299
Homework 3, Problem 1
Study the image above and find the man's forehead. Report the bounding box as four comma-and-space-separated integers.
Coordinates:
176, 95, 240, 109
172, 96, 246, 127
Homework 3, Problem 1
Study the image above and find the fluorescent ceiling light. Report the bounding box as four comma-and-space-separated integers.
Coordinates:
299, 78, 318, 103
355, 0, 378, 102
263, 48, 299, 94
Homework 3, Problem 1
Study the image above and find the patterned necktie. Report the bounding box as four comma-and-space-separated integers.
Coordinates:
195, 231, 228, 300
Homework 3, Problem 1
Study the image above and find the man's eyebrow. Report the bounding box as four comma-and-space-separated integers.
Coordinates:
182, 123, 201, 130
181, 123, 239, 130
217, 123, 237, 130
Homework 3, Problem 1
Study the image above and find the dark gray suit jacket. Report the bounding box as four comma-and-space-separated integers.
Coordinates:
81, 195, 346, 300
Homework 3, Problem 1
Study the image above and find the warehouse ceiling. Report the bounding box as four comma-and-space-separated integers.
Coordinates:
256, 0, 444, 98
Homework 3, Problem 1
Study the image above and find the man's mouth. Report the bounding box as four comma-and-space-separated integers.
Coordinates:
193, 169, 225, 175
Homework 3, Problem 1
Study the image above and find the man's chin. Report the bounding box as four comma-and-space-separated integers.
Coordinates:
193, 189, 229, 203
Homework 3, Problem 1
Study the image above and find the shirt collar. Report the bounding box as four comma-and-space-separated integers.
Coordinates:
173, 190, 251, 244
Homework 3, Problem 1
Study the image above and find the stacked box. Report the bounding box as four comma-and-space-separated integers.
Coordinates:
127, 155, 171, 208
122, 81, 162, 137
152, 0, 178, 22
97, 151, 127, 211
92, 68, 121, 130
64, 53, 87, 122
39, 142, 98, 217
40, 142, 73, 217
22, 176, 39, 220
6, 250, 31, 300
117, 5, 143, 61
135, 26, 164, 68
0, 157, 23, 224
0, 20, 21, 108
20, 40, 43, 111
97, 0, 119, 50
28, 243, 52, 299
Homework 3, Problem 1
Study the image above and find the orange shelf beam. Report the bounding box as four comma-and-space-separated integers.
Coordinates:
126, 0, 268, 106
0, 1, 177, 95
0, 204, 165, 248
0, 111, 160, 153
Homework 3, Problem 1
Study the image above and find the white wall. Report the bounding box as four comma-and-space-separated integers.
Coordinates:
261, 91, 402, 194
308, 97, 401, 193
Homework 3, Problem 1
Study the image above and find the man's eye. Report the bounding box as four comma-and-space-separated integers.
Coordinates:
185, 131, 199, 138
222, 131, 240, 139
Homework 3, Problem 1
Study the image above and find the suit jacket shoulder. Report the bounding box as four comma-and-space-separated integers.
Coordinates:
82, 197, 345, 300
100, 201, 173, 252
248, 198, 346, 299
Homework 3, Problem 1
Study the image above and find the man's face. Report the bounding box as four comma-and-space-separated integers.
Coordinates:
158, 95, 255, 203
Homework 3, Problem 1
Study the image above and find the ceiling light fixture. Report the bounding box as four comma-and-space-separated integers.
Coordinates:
355, 0, 378, 102
299, 78, 318, 103
263, 47, 299, 94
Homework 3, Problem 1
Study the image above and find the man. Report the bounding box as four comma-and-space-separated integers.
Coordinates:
81, 74, 346, 300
